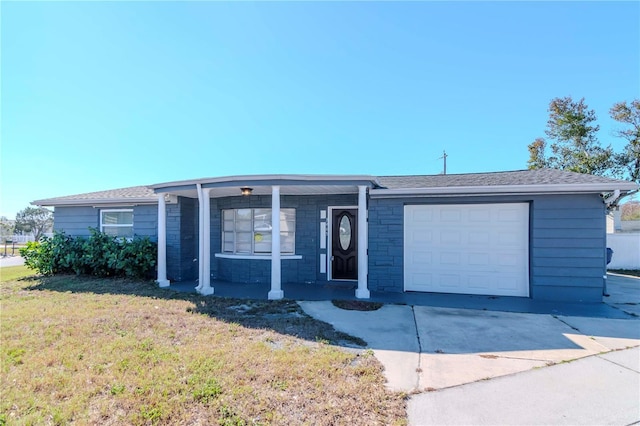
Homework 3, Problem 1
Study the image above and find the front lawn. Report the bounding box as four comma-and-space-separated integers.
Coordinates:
0, 265, 35, 283
1, 275, 406, 425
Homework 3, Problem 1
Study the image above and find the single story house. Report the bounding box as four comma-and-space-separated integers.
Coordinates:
33, 169, 638, 303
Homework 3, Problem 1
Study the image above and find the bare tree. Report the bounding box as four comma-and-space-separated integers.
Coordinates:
15, 207, 53, 241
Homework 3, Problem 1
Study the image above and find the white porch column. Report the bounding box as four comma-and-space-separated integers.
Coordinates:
195, 184, 204, 291
268, 185, 284, 300
199, 188, 214, 295
356, 185, 370, 298
156, 194, 170, 287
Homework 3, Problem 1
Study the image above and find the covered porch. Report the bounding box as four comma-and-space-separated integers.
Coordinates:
152, 175, 380, 300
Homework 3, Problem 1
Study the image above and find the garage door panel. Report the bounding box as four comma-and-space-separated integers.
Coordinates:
498, 208, 523, 222
409, 272, 434, 288
404, 203, 529, 297
411, 251, 432, 265
439, 273, 462, 289
467, 274, 493, 290
440, 231, 462, 244
469, 209, 491, 222
468, 231, 490, 245
412, 230, 433, 243
497, 231, 522, 246
468, 252, 490, 266
438, 206, 461, 221
498, 252, 525, 267
412, 209, 435, 222
439, 252, 461, 265
497, 276, 527, 291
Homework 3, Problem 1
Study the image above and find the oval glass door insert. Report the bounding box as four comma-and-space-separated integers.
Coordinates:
339, 214, 352, 250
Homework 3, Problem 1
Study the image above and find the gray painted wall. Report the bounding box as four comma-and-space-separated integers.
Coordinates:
53, 192, 608, 304
165, 197, 198, 282
53, 206, 100, 237
53, 205, 158, 239
210, 194, 357, 284
368, 194, 607, 303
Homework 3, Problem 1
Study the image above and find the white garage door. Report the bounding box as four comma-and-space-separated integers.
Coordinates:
404, 203, 529, 297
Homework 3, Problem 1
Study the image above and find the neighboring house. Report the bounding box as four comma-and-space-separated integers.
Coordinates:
33, 169, 638, 304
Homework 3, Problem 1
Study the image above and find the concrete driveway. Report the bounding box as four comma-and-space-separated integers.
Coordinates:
298, 274, 640, 425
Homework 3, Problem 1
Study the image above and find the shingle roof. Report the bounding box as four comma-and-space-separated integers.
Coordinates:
33, 185, 156, 206
32, 169, 637, 207
377, 169, 634, 189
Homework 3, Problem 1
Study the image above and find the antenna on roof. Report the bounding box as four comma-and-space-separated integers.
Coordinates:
438, 150, 448, 175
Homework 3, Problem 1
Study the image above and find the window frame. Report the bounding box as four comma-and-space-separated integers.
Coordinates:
100, 209, 134, 238
222, 208, 295, 255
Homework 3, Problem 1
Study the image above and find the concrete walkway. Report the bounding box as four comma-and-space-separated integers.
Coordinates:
298, 275, 640, 425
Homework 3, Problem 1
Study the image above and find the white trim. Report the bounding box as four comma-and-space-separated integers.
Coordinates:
33, 199, 157, 208
356, 185, 370, 299
156, 195, 169, 287
370, 183, 639, 198
269, 186, 284, 300
151, 174, 380, 189
200, 188, 213, 295
195, 184, 204, 292
215, 253, 302, 260
100, 209, 134, 236
319, 222, 326, 250
320, 254, 326, 274
327, 205, 358, 281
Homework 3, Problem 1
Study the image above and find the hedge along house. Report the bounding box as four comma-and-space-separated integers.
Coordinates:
33, 169, 638, 304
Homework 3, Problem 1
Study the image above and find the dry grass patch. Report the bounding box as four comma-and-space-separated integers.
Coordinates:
1, 275, 406, 425
332, 299, 384, 311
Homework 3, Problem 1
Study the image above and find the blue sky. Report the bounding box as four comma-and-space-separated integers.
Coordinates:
1, 1, 638, 218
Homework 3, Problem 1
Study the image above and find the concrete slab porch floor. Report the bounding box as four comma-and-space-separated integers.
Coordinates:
168, 275, 637, 319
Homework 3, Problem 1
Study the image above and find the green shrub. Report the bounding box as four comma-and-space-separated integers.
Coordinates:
21, 240, 51, 275
20, 229, 157, 279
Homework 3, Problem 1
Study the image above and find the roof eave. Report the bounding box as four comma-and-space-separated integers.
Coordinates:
32, 197, 158, 207
370, 182, 639, 198
150, 174, 382, 191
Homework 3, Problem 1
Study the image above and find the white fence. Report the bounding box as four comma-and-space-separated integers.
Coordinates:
2, 234, 54, 244
607, 233, 640, 270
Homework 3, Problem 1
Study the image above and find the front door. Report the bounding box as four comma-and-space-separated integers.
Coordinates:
331, 209, 357, 280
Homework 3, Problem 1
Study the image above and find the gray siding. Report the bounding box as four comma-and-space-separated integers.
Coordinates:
368, 194, 607, 303
132, 205, 158, 238
529, 195, 606, 302
166, 197, 198, 282
53, 205, 158, 239
368, 199, 405, 293
53, 206, 100, 237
